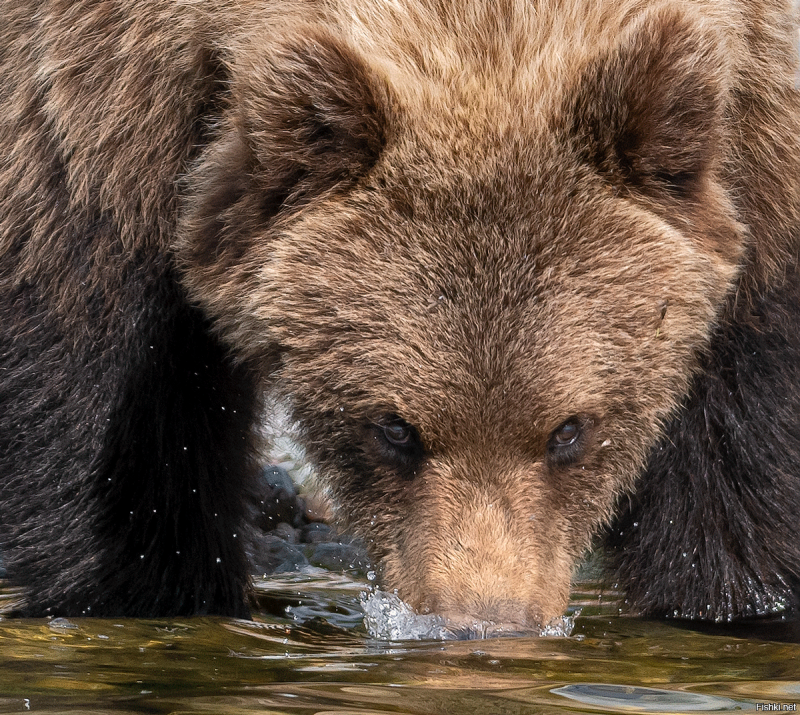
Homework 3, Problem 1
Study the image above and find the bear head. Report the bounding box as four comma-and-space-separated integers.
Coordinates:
178, 1, 744, 632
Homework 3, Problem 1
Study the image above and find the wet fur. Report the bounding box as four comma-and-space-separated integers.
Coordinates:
1, 0, 799, 623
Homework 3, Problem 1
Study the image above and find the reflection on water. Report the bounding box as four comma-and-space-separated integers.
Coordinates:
552, 684, 741, 711
0, 570, 798, 714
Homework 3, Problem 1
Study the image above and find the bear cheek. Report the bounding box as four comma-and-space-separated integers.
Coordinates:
377, 460, 581, 630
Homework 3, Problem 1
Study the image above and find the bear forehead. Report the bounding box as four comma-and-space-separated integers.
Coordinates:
240, 0, 739, 444
267, 161, 718, 438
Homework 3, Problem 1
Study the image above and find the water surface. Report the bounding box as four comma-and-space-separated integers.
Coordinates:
0, 572, 797, 714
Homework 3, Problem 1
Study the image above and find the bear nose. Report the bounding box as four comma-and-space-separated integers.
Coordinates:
425, 597, 544, 638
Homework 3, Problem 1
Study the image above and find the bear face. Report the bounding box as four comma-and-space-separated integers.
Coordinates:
179, 2, 750, 628
3, 0, 800, 624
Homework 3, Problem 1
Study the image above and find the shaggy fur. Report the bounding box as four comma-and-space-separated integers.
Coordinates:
1, 0, 799, 625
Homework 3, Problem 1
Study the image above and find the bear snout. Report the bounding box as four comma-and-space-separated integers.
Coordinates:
377, 476, 577, 633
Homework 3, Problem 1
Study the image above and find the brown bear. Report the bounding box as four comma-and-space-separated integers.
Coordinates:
1, 0, 799, 629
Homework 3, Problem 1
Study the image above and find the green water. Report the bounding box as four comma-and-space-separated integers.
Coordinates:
0, 572, 797, 714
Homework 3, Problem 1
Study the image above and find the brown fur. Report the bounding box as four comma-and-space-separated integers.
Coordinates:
182, 0, 798, 626
2, 0, 800, 624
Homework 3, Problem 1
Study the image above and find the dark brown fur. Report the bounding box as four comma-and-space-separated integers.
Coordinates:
2, 0, 800, 626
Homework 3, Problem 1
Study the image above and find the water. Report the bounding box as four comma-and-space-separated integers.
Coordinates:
0, 571, 798, 714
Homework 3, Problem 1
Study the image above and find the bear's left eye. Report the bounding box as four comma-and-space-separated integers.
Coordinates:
552, 420, 580, 446
546, 416, 587, 467
383, 420, 413, 446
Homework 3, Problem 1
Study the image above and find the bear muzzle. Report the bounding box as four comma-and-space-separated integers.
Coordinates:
379, 495, 576, 636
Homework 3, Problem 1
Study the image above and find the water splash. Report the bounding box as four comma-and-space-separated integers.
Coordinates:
539, 614, 579, 638
360, 589, 453, 641
360, 589, 578, 641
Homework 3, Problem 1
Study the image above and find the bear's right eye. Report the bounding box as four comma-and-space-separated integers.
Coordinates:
370, 415, 425, 475
378, 416, 420, 451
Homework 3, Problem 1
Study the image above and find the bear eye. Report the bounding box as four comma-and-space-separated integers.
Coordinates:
552, 420, 580, 446
372, 414, 423, 457
367, 414, 425, 478
383, 420, 413, 447
546, 417, 586, 467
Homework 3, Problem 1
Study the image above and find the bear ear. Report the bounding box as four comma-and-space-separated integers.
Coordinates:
179, 31, 390, 278
567, 7, 728, 200
233, 30, 390, 213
